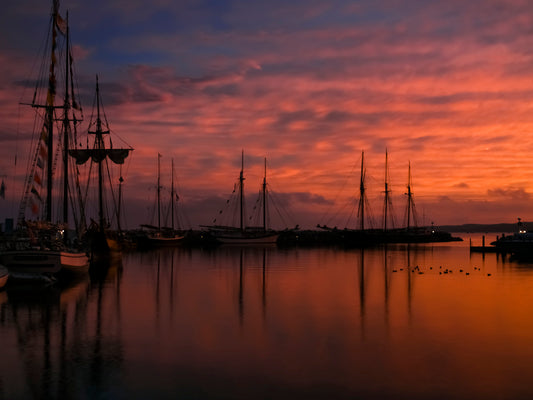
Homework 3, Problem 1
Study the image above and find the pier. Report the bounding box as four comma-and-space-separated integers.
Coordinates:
469, 235, 502, 253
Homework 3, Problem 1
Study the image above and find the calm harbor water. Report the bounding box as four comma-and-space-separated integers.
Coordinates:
2, 233, 533, 399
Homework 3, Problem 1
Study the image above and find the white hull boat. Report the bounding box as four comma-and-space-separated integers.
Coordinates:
0, 249, 89, 275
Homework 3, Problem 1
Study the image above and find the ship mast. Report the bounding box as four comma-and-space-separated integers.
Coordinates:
262, 158, 267, 231
117, 174, 124, 232
171, 158, 175, 231
157, 153, 161, 232
45, 2, 61, 222
405, 161, 418, 230
382, 149, 394, 231
69, 76, 132, 236
239, 150, 245, 232
94, 76, 107, 233
358, 151, 366, 231
62, 11, 70, 224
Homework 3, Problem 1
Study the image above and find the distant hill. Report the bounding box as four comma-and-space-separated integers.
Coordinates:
438, 222, 526, 233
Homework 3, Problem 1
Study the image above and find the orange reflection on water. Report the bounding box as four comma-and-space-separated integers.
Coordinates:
3, 245, 533, 399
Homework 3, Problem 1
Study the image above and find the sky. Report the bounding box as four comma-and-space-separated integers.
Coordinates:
1, 0, 533, 231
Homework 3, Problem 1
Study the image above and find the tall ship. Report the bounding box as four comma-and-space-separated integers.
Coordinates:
202, 152, 280, 245
140, 155, 185, 247
0, 1, 89, 275
319, 151, 461, 245
69, 76, 133, 259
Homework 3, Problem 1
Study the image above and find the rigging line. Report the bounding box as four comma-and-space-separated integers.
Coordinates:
174, 194, 192, 230
67, 160, 81, 233
108, 127, 133, 149
94, 83, 131, 149
324, 197, 351, 227
317, 157, 360, 225
267, 188, 294, 228
18, 108, 44, 222
51, 118, 64, 178
11, 104, 24, 217
114, 149, 133, 227
105, 158, 120, 228
363, 196, 376, 230
81, 158, 94, 215
148, 187, 157, 226
66, 170, 79, 232
345, 199, 359, 229
267, 195, 286, 228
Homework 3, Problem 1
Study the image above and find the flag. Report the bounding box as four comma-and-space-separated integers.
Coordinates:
30, 198, 39, 215
31, 186, 42, 203
56, 13, 67, 35
39, 144, 47, 159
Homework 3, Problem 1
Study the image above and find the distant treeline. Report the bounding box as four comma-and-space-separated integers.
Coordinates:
438, 222, 527, 233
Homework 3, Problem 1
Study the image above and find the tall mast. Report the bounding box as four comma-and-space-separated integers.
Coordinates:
157, 153, 161, 231
358, 151, 366, 230
405, 161, 417, 230
171, 158, 175, 231
45, 1, 61, 222
46, 97, 54, 222
383, 149, 391, 231
70, 75, 132, 234
117, 174, 123, 232
262, 158, 267, 231
239, 150, 245, 232
95, 76, 105, 233
406, 162, 411, 230
62, 11, 70, 224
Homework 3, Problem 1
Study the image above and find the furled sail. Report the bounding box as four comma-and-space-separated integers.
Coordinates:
69, 148, 131, 165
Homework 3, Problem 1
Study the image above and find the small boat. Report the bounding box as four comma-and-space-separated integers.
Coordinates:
147, 230, 185, 245
0, 265, 8, 289
0, 2, 89, 274
202, 152, 280, 245
206, 225, 280, 245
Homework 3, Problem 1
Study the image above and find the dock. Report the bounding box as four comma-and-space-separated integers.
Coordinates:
469, 236, 504, 253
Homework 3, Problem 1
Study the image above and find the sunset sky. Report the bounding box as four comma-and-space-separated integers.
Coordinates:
1, 0, 533, 230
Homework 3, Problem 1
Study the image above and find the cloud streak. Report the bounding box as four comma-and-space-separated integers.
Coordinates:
1, 0, 533, 228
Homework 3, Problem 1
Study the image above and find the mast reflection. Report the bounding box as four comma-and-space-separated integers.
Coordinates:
0, 257, 124, 399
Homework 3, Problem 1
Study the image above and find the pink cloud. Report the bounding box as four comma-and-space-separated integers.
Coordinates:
2, 1, 533, 229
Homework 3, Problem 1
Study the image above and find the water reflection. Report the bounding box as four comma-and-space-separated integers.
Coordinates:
3, 244, 533, 399
0, 258, 124, 399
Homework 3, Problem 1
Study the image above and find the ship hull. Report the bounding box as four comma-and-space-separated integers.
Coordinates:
214, 232, 280, 245
0, 249, 89, 274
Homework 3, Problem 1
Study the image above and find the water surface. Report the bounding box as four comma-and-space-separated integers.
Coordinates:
2, 235, 533, 399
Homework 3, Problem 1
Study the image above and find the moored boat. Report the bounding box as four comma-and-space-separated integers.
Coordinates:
69, 77, 133, 260
319, 151, 461, 246
491, 218, 533, 255
0, 249, 88, 275
207, 226, 279, 245
141, 155, 185, 247
0, 1, 89, 275
202, 152, 280, 245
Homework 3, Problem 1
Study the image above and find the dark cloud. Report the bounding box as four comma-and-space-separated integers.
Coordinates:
453, 183, 470, 189
487, 187, 531, 200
